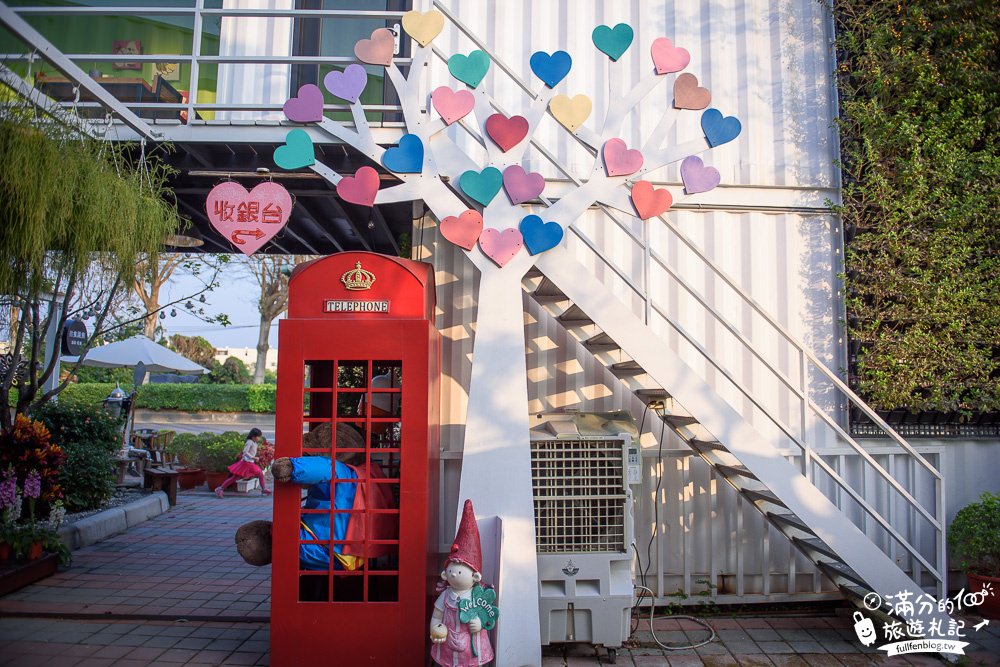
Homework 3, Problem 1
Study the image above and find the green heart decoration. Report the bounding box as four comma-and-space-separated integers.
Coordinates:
458, 584, 498, 657
274, 129, 316, 170
448, 50, 491, 88
592, 23, 634, 61
460, 167, 503, 206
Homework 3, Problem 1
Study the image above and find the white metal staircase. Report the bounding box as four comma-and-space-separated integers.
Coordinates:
524, 216, 950, 626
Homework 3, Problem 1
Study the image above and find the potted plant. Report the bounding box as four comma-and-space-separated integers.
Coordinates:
170, 433, 208, 489
202, 432, 245, 491
949, 492, 1000, 619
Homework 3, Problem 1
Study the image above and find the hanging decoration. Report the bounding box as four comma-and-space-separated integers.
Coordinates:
478, 228, 523, 268
205, 181, 292, 256
680, 156, 721, 194
592, 23, 634, 61
440, 210, 484, 251
325, 64, 368, 103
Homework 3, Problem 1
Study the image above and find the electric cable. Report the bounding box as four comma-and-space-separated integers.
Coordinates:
627, 402, 717, 651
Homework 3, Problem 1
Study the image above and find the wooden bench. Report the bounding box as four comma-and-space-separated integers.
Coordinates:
143, 467, 179, 507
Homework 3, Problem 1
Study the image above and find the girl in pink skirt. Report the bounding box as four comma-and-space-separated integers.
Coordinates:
216, 428, 272, 497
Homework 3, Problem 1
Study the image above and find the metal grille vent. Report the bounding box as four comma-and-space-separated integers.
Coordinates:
531, 438, 627, 553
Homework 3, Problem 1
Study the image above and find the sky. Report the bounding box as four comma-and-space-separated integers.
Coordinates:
158, 259, 281, 351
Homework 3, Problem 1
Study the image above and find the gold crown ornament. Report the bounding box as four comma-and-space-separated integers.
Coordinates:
341, 261, 376, 291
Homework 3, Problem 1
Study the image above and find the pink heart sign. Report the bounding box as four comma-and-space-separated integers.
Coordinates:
283, 84, 323, 123
206, 181, 292, 256
432, 86, 475, 125
651, 37, 690, 74
440, 210, 483, 250
354, 28, 395, 67
336, 166, 380, 207
603, 138, 644, 177
630, 180, 672, 219
485, 113, 529, 152
503, 165, 544, 204
680, 155, 721, 194
479, 228, 523, 267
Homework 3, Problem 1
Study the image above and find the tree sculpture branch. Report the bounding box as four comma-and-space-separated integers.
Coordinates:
273, 12, 741, 278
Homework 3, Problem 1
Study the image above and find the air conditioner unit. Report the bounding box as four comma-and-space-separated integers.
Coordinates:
530, 411, 641, 664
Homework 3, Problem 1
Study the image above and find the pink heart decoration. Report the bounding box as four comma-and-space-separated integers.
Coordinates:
630, 181, 673, 219
432, 86, 475, 125
650, 37, 690, 74
680, 155, 721, 194
479, 228, 523, 268
485, 113, 529, 152
354, 28, 395, 67
206, 181, 292, 256
336, 166, 380, 207
283, 84, 323, 123
503, 165, 545, 204
439, 210, 483, 250
603, 138, 644, 177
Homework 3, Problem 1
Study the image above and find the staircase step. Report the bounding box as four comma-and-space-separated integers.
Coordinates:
768, 512, 816, 536
659, 413, 698, 428
609, 360, 645, 377
817, 561, 868, 589
524, 266, 543, 279
584, 332, 619, 352
689, 438, 726, 452
742, 488, 787, 508
635, 388, 669, 403
558, 305, 593, 326
795, 537, 842, 562
533, 278, 567, 301
715, 464, 758, 481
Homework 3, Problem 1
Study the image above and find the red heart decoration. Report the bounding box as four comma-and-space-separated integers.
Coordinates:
440, 210, 483, 250
336, 166, 380, 207
485, 113, 529, 152
630, 181, 672, 219
206, 181, 292, 256
354, 28, 395, 67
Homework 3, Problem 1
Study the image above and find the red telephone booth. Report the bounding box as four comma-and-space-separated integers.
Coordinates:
271, 252, 440, 665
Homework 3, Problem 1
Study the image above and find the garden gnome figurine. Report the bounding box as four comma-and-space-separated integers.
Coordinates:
430, 499, 497, 667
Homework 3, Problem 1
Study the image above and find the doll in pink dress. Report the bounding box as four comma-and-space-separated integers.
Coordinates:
430, 500, 495, 667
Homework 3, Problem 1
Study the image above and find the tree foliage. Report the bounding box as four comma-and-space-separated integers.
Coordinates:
169, 334, 217, 367
835, 0, 1000, 412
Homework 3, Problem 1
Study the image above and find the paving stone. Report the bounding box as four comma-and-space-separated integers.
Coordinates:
734, 657, 774, 666
724, 640, 763, 654
756, 641, 796, 654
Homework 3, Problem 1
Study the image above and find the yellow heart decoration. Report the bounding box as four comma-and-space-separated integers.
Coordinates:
402, 10, 444, 47
549, 94, 592, 132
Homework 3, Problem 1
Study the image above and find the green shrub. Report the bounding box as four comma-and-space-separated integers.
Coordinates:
197, 432, 246, 472
53, 383, 278, 413
35, 402, 122, 512
949, 492, 1000, 577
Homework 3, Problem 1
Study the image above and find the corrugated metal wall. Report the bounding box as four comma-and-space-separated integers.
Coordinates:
414, 0, 860, 603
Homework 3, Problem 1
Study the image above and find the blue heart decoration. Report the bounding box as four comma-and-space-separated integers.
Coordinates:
701, 109, 742, 147
381, 133, 424, 173
529, 50, 572, 88
460, 167, 503, 206
273, 129, 315, 170
519, 214, 563, 255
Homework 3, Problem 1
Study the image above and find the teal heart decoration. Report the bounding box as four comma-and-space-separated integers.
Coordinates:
448, 50, 491, 88
701, 108, 742, 147
274, 129, 315, 170
460, 167, 503, 206
592, 23, 633, 61
519, 214, 563, 255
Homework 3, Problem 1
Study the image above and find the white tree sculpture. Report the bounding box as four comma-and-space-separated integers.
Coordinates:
271, 11, 740, 665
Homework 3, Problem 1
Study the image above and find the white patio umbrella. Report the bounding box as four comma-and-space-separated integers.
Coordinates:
62, 334, 209, 374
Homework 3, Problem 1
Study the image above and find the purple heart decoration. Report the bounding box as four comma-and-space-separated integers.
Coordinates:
283, 84, 323, 123
324, 64, 368, 103
518, 215, 563, 255
680, 156, 721, 194
502, 165, 544, 204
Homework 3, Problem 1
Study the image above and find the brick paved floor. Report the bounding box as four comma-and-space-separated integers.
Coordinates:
1, 487, 998, 665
